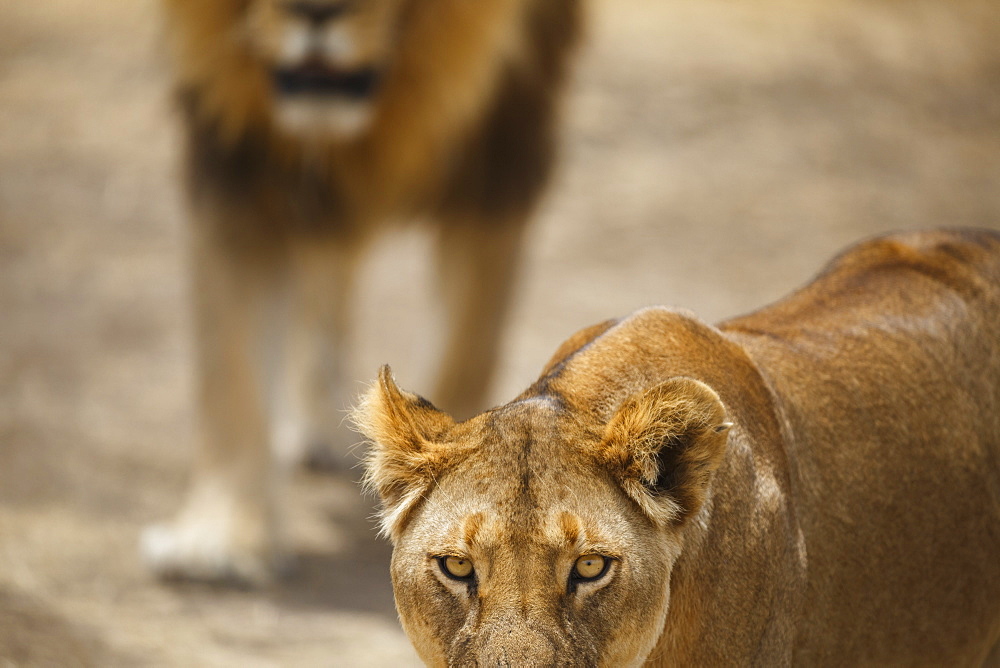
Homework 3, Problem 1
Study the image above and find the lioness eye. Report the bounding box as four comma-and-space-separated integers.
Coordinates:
573, 554, 608, 580
439, 556, 474, 580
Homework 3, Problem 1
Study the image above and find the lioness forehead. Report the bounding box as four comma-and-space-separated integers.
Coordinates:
418, 396, 636, 550
462, 395, 594, 495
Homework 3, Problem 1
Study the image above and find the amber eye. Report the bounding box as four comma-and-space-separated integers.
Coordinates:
572, 554, 609, 581
438, 556, 474, 580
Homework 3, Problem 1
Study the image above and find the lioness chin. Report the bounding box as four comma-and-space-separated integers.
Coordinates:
141, 0, 580, 583
355, 229, 1000, 666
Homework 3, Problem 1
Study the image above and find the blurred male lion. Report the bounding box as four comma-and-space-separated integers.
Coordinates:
142, 0, 581, 583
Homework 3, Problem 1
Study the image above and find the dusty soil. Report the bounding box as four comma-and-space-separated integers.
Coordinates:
1, 0, 999, 665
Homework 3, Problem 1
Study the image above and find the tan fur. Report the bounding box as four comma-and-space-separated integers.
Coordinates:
142, 0, 580, 582
356, 229, 1000, 665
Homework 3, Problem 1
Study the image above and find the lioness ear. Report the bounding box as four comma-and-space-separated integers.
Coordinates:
598, 377, 731, 527
352, 366, 455, 540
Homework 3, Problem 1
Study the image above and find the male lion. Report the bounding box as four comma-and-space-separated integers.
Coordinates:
355, 229, 1000, 666
141, 0, 581, 582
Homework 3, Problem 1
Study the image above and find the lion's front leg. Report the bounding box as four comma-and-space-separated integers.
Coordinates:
432, 216, 529, 420
142, 231, 288, 584
271, 239, 360, 471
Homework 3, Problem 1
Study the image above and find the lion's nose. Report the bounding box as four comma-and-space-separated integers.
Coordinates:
286, 1, 348, 26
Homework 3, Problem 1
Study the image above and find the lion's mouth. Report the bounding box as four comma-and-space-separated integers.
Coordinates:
272, 60, 381, 99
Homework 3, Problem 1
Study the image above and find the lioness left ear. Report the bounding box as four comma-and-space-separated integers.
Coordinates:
352, 365, 455, 540
598, 377, 731, 527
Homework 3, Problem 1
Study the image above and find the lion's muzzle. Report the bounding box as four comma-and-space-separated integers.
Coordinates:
272, 62, 381, 99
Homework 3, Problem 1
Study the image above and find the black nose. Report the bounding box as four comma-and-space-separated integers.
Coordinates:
286, 1, 348, 25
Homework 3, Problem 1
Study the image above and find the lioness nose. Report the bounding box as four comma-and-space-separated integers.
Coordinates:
286, 1, 348, 25
472, 626, 558, 667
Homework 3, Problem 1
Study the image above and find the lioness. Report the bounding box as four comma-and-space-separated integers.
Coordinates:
142, 0, 580, 581
355, 229, 1000, 666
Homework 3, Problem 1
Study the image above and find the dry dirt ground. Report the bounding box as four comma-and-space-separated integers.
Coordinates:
2, 0, 999, 665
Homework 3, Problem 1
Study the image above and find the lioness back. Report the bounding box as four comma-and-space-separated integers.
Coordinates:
723, 228, 1000, 663
356, 229, 1000, 666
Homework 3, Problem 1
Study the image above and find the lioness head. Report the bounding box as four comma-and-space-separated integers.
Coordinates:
354, 366, 731, 666
244, 0, 403, 138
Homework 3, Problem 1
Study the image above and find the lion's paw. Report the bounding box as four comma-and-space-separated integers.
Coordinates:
140, 487, 283, 585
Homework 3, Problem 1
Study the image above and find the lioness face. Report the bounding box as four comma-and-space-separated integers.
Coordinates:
245, 0, 405, 138
357, 368, 731, 667
391, 401, 679, 667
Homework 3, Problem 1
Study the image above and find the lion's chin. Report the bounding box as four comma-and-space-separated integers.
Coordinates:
273, 96, 375, 140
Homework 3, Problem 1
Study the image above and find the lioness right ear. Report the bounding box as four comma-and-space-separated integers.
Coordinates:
351, 366, 455, 540
597, 377, 731, 527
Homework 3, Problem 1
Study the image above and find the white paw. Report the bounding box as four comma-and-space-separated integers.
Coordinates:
140, 524, 268, 585
141, 483, 281, 585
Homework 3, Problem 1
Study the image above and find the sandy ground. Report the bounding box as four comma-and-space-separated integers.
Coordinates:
1, 0, 999, 665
